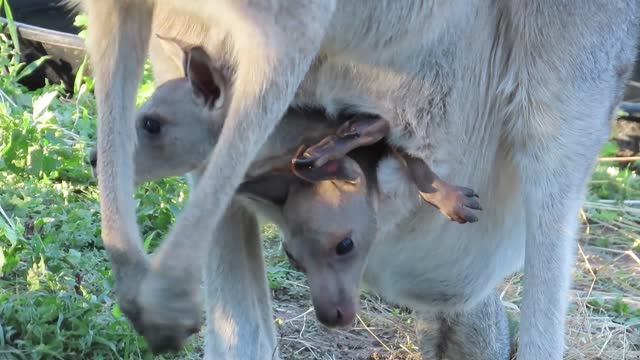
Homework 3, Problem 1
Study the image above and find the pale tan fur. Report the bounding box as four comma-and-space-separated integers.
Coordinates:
91, 49, 494, 357
88, 44, 353, 357
72, 0, 639, 358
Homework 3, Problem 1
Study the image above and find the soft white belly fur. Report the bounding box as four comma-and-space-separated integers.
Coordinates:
362, 150, 526, 312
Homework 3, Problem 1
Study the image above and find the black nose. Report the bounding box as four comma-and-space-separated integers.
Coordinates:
89, 150, 97, 168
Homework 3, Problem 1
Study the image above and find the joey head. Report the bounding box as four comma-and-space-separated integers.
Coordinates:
89, 45, 226, 185
238, 146, 384, 328
237, 140, 481, 328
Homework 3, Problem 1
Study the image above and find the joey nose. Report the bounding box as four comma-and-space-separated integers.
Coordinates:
315, 303, 356, 328
335, 308, 345, 325
335, 305, 356, 327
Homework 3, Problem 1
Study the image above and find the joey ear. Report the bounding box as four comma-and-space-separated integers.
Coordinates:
185, 46, 226, 110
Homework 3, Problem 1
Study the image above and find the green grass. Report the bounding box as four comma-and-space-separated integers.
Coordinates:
0, 8, 202, 359
0, 9, 303, 358
0, 3, 638, 359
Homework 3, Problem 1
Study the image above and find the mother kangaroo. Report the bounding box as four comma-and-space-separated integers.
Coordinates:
71, 0, 639, 359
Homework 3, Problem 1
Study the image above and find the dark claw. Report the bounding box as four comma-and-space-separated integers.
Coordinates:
453, 208, 478, 224
458, 186, 479, 198
462, 196, 483, 211
462, 211, 479, 223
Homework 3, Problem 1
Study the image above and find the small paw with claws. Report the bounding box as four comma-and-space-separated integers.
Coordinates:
420, 185, 482, 224
292, 115, 390, 170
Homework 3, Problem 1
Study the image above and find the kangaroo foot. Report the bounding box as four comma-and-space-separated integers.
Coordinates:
292, 114, 390, 169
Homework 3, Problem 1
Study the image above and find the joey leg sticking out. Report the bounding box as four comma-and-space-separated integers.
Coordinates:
396, 150, 482, 224
292, 114, 482, 224
291, 114, 482, 224
292, 114, 390, 169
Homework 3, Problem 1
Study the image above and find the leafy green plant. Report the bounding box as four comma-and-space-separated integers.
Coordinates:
73, 14, 89, 39
0, 4, 195, 357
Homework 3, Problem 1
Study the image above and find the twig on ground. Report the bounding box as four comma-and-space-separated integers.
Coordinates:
356, 313, 391, 352
578, 243, 597, 298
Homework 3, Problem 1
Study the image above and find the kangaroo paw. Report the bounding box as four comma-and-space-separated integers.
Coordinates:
419, 184, 482, 224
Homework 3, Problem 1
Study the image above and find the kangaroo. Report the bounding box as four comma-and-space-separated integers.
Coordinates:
89, 45, 486, 358
71, 0, 639, 358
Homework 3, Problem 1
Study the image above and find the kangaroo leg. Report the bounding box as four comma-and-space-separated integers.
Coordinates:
513, 116, 613, 359
514, 121, 599, 360
134, 1, 336, 353
415, 311, 450, 360
417, 291, 510, 360
494, 3, 638, 357
293, 114, 390, 169
203, 199, 278, 360
77, 0, 153, 336
502, 4, 637, 357
292, 114, 482, 223
292, 114, 481, 223
398, 151, 481, 224
509, 64, 635, 360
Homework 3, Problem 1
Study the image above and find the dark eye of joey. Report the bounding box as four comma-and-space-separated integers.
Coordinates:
142, 115, 162, 135
335, 237, 354, 255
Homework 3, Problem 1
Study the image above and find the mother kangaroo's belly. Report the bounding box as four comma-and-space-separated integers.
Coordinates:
362, 186, 526, 312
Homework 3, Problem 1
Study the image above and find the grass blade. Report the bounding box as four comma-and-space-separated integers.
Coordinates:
16, 55, 51, 81
2, 0, 19, 55
73, 55, 89, 94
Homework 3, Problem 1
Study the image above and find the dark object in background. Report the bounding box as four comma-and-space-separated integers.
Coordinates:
1, 0, 87, 94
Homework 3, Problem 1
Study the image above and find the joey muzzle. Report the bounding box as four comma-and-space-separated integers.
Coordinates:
312, 294, 358, 328
308, 276, 359, 328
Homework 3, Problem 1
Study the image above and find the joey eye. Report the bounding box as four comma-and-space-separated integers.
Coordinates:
335, 237, 354, 255
142, 116, 162, 135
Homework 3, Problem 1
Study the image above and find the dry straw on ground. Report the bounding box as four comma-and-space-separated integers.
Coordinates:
263, 202, 640, 360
